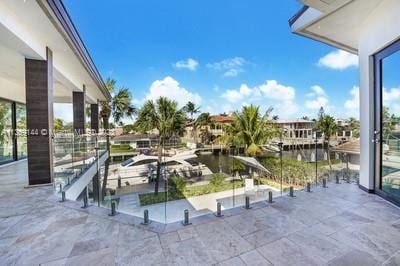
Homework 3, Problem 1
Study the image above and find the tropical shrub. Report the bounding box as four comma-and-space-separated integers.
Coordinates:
209, 173, 225, 188
170, 176, 186, 193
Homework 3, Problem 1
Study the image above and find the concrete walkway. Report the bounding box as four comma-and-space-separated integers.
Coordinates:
1, 167, 400, 265
117, 185, 281, 223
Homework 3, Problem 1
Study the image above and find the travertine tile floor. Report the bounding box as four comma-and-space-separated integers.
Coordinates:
0, 164, 400, 265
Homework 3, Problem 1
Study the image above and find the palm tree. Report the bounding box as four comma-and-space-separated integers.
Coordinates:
184, 101, 200, 143
196, 112, 214, 144
348, 117, 360, 138
100, 78, 136, 127
135, 97, 186, 194
111, 87, 136, 125
226, 105, 274, 156
316, 110, 337, 170
54, 118, 64, 131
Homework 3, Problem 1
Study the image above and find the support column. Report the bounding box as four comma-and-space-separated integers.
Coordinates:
73, 86, 86, 135
90, 103, 99, 133
25, 48, 54, 185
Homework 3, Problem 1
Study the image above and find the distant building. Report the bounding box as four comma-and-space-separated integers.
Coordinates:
209, 115, 235, 137
331, 139, 360, 168
335, 118, 353, 142
111, 133, 181, 150
270, 119, 315, 139
111, 134, 158, 149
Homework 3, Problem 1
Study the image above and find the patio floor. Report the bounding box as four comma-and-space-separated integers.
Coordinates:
0, 162, 400, 265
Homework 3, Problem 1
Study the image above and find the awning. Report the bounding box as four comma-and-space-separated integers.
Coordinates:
232, 156, 271, 174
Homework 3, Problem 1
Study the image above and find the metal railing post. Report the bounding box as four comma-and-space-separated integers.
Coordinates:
215, 202, 223, 217
109, 201, 116, 216
306, 182, 311, 192
245, 196, 251, 209
141, 209, 150, 225
268, 191, 273, 203
289, 186, 295, 197
182, 209, 191, 226
81, 187, 88, 209
60, 191, 66, 202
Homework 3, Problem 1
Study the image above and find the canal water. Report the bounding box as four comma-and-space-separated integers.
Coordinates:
196, 148, 335, 174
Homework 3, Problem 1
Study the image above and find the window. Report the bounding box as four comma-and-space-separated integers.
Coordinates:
16, 103, 27, 159
0, 100, 13, 163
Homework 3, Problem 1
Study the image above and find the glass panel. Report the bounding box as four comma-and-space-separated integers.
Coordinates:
16, 103, 27, 159
0, 100, 13, 163
381, 50, 400, 199
53, 133, 75, 192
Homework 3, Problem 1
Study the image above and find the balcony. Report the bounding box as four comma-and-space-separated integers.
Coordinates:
0, 171, 399, 264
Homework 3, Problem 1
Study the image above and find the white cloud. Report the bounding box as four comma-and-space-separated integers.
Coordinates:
305, 85, 330, 110
318, 50, 358, 70
383, 87, 400, 104
221, 84, 258, 103
344, 86, 360, 110
259, 80, 295, 101
174, 58, 199, 71
221, 80, 295, 103
220, 80, 298, 117
207, 57, 248, 77
307, 85, 326, 97
223, 104, 233, 114
305, 97, 329, 110
275, 100, 299, 116
145, 76, 202, 107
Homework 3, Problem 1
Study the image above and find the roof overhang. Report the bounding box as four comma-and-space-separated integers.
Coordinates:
40, 0, 111, 101
0, 0, 111, 103
289, 0, 383, 54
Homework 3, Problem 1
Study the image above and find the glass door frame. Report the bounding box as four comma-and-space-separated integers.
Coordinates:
0, 96, 26, 165
373, 38, 400, 206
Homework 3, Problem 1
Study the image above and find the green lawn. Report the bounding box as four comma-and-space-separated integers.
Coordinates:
110, 144, 135, 154
139, 179, 244, 206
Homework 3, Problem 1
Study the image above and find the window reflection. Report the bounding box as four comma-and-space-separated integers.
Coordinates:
0, 100, 13, 163
381, 51, 400, 199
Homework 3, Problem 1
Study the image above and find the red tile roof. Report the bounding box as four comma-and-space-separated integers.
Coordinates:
211, 115, 234, 123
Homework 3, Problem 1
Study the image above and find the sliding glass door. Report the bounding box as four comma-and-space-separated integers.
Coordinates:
374, 40, 400, 204
16, 103, 27, 159
0, 100, 13, 163
0, 99, 27, 164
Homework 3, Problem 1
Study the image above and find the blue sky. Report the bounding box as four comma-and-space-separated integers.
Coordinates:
60, 0, 362, 122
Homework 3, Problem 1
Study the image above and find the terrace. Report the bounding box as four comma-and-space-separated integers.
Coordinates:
0, 162, 399, 265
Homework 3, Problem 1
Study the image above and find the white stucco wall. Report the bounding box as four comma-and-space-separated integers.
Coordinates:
357, 0, 400, 190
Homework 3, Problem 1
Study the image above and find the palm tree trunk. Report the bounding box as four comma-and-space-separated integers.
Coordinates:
193, 124, 197, 144
101, 116, 110, 200
327, 139, 332, 171
155, 138, 163, 195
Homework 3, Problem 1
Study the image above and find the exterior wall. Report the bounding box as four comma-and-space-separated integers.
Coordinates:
357, 0, 400, 190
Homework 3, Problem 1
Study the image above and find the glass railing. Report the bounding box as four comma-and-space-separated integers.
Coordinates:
53, 133, 108, 193
72, 142, 360, 224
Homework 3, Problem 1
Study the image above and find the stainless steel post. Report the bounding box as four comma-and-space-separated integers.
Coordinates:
245, 196, 251, 209
289, 186, 294, 197
306, 182, 311, 192
141, 209, 150, 225
182, 209, 191, 226
109, 201, 116, 216
215, 202, 223, 217
268, 191, 273, 203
